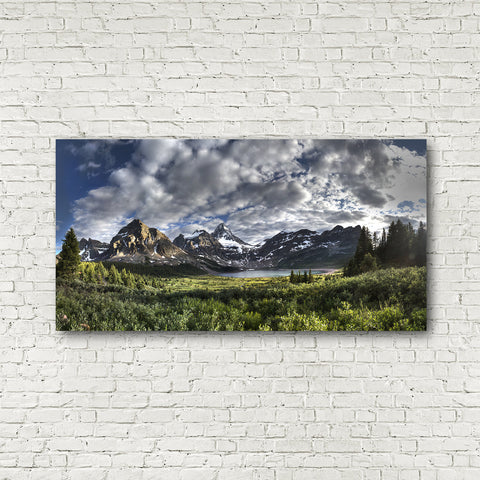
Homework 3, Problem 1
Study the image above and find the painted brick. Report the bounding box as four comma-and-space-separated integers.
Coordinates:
0, 1, 478, 479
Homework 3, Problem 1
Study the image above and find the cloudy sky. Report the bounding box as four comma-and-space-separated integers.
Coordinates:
56, 139, 426, 249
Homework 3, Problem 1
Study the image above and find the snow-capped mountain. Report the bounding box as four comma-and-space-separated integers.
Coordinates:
174, 223, 361, 269
252, 225, 361, 268
79, 220, 361, 271
79, 238, 109, 262
173, 225, 252, 268
212, 223, 250, 249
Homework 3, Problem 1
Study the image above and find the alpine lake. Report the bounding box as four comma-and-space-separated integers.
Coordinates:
215, 268, 336, 278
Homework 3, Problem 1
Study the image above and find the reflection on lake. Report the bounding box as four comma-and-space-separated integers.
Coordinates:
215, 268, 336, 278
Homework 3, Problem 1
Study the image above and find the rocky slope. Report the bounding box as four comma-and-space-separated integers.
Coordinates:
253, 225, 362, 268
82, 219, 192, 266
174, 223, 361, 269
79, 220, 361, 271
173, 223, 253, 268
79, 238, 109, 262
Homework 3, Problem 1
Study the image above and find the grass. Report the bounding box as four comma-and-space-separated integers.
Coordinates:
56, 264, 426, 332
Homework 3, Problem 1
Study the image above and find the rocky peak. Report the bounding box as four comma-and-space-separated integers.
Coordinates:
79, 237, 109, 262
173, 229, 222, 251
189, 229, 209, 239
318, 224, 361, 241
76, 218, 362, 270
126, 218, 145, 228
79, 237, 97, 250
212, 222, 249, 246
109, 219, 185, 259
213, 222, 230, 236
119, 218, 155, 237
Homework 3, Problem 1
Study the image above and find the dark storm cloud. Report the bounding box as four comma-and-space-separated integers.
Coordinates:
69, 139, 426, 242
350, 184, 388, 207
303, 139, 398, 207
217, 181, 310, 211
324, 210, 366, 224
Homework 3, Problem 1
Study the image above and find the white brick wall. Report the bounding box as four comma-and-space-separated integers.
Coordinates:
0, 1, 478, 478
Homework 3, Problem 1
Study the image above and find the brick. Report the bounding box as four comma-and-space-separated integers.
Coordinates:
0, 2, 478, 479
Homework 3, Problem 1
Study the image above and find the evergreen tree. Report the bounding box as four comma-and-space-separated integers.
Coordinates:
397, 220, 410, 265
136, 274, 146, 289
406, 222, 415, 264
359, 253, 377, 273
344, 258, 354, 277
345, 220, 426, 276
354, 227, 374, 262
121, 268, 129, 286
97, 262, 107, 283
127, 271, 136, 288
414, 221, 427, 266
384, 221, 397, 264
385, 220, 411, 266
83, 262, 95, 283
290, 269, 295, 284
57, 228, 81, 278
308, 269, 313, 283
376, 228, 387, 264
345, 226, 374, 276
108, 265, 121, 284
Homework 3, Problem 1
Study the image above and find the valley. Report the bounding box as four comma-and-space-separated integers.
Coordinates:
57, 218, 427, 332
56, 263, 427, 332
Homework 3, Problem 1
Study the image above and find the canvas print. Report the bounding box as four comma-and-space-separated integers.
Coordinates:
56, 139, 427, 331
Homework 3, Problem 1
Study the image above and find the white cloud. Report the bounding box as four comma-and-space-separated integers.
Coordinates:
70, 139, 427, 243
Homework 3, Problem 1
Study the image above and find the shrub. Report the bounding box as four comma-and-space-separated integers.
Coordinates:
56, 266, 426, 331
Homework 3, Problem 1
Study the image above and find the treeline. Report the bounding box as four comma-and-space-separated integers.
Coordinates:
55, 227, 163, 288
102, 260, 205, 277
56, 226, 205, 283
77, 261, 166, 289
344, 220, 426, 277
289, 269, 314, 284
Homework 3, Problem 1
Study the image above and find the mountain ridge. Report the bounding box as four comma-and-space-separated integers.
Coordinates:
79, 219, 361, 271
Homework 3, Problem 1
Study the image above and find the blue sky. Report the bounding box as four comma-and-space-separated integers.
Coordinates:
56, 139, 137, 246
56, 139, 427, 250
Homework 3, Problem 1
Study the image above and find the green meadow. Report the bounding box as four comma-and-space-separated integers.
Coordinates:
56, 262, 426, 332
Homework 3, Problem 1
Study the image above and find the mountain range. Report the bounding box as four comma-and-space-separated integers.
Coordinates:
78, 219, 361, 272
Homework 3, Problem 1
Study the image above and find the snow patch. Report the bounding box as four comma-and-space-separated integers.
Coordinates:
217, 238, 244, 250
81, 248, 91, 262
291, 240, 313, 252
185, 230, 206, 239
